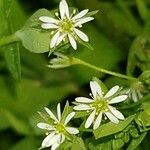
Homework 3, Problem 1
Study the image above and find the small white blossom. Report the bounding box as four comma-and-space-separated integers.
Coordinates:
39, 0, 94, 50
73, 81, 128, 130
37, 103, 79, 150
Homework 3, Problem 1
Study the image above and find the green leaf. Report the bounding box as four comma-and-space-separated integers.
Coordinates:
88, 140, 112, 150
127, 132, 147, 150
0, 109, 31, 135
15, 29, 50, 53
4, 43, 21, 80
136, 0, 149, 21
0, 0, 27, 80
112, 139, 124, 150
9, 137, 40, 150
93, 115, 135, 139
135, 111, 150, 127
23, 8, 52, 28
72, 136, 87, 150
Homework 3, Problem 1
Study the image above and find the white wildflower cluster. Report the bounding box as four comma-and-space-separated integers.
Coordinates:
37, 103, 79, 150
37, 80, 128, 150
39, 0, 94, 50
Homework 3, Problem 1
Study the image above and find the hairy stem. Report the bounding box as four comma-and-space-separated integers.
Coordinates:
73, 58, 137, 81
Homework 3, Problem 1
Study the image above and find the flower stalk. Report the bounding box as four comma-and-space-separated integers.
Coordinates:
73, 57, 137, 81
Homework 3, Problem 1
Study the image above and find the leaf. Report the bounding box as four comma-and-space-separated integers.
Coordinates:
23, 8, 52, 28
4, 43, 21, 80
0, 0, 27, 80
9, 137, 40, 150
127, 132, 147, 150
72, 136, 87, 150
93, 115, 135, 139
112, 139, 124, 150
88, 139, 112, 150
15, 29, 51, 53
0, 109, 31, 135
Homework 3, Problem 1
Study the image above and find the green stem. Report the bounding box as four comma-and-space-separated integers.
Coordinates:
0, 34, 20, 47
73, 58, 137, 81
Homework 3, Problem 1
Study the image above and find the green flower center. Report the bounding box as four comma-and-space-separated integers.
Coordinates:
91, 97, 109, 114
59, 18, 74, 33
55, 123, 65, 133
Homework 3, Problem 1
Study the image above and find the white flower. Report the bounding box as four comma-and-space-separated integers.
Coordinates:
73, 81, 128, 130
39, 0, 94, 50
37, 103, 79, 150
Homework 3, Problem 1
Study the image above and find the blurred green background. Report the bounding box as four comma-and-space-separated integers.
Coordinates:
0, 0, 150, 149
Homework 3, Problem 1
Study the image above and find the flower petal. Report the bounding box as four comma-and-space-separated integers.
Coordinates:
59, 1, 65, 19
75, 97, 94, 103
104, 85, 119, 98
65, 127, 79, 134
41, 23, 58, 29
85, 109, 96, 128
73, 104, 92, 111
90, 81, 102, 98
57, 103, 61, 121
51, 143, 59, 150
109, 95, 128, 104
105, 112, 119, 124
39, 16, 59, 24
108, 106, 124, 120
68, 34, 77, 50
50, 31, 60, 48
64, 112, 75, 125
72, 9, 89, 20
74, 28, 89, 42
41, 132, 56, 147
44, 107, 58, 122
56, 34, 65, 46
93, 112, 102, 130
37, 123, 54, 130
62, 0, 69, 18
75, 17, 94, 27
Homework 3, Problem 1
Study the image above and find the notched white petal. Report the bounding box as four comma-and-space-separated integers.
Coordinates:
57, 103, 61, 121
65, 127, 79, 134
90, 81, 102, 98
41, 23, 58, 29
93, 112, 102, 130
39, 16, 59, 24
104, 85, 119, 98
75, 17, 94, 27
44, 107, 58, 122
85, 109, 96, 128
108, 106, 124, 120
72, 9, 89, 20
68, 34, 77, 50
105, 112, 119, 124
62, 0, 69, 18
50, 32, 60, 48
74, 28, 89, 42
37, 123, 54, 130
41, 132, 55, 147
73, 104, 92, 111
109, 95, 128, 104
64, 112, 75, 125
75, 97, 94, 103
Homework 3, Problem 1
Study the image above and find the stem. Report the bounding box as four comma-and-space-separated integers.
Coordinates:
0, 34, 20, 47
74, 58, 137, 81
